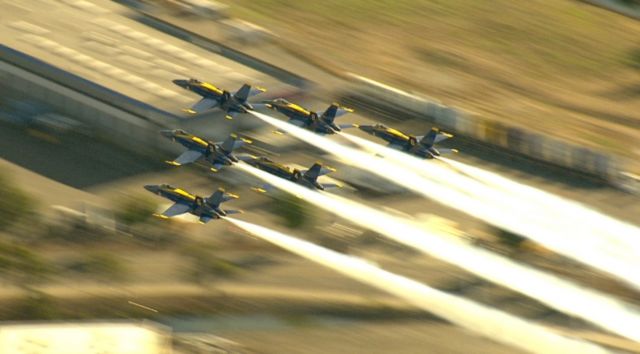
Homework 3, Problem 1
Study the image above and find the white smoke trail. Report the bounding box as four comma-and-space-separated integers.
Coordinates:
342, 131, 640, 248
235, 162, 640, 342
225, 218, 610, 354
440, 157, 640, 249
342, 132, 640, 279
249, 111, 640, 288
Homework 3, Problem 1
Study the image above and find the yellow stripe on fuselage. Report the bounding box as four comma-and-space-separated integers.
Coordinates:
286, 103, 311, 115
191, 136, 208, 147
172, 188, 196, 200
386, 128, 411, 141
200, 82, 223, 95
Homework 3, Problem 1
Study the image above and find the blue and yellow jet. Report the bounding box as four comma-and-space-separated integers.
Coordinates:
358, 124, 457, 159
173, 78, 266, 119
242, 156, 340, 192
161, 129, 250, 172
262, 98, 355, 135
144, 184, 241, 223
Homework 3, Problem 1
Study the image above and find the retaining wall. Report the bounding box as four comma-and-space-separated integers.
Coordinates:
343, 73, 620, 181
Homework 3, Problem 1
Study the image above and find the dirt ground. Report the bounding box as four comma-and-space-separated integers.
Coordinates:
227, 0, 640, 159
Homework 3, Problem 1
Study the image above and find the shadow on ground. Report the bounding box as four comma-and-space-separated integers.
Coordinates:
0, 123, 164, 189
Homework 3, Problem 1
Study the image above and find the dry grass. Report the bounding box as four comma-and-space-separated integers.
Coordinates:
227, 0, 640, 158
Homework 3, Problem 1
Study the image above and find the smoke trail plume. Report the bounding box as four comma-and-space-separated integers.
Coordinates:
226, 218, 610, 354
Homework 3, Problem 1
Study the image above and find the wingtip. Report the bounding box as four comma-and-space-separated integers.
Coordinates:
225, 115, 234, 120
165, 160, 181, 166
228, 193, 240, 199
251, 187, 267, 193
182, 108, 197, 114
451, 149, 459, 154
153, 213, 169, 220
241, 138, 253, 144
210, 167, 219, 173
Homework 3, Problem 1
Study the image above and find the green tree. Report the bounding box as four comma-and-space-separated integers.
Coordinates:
181, 243, 238, 283
113, 194, 157, 226
0, 242, 51, 283
66, 252, 128, 281
0, 173, 35, 231
271, 192, 313, 229
19, 290, 57, 320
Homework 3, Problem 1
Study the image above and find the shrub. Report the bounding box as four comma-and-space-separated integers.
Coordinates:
66, 252, 128, 281
270, 192, 313, 229
113, 194, 157, 226
0, 173, 36, 231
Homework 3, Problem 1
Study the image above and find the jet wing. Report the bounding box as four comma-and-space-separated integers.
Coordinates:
288, 118, 307, 127
387, 143, 405, 151
160, 202, 191, 218
168, 150, 203, 166
184, 98, 219, 114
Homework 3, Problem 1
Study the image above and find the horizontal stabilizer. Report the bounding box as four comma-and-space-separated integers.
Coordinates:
338, 123, 357, 130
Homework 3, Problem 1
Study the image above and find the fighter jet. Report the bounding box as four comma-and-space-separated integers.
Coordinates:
358, 124, 457, 159
243, 156, 340, 191
144, 184, 241, 223
263, 98, 355, 134
161, 129, 250, 172
173, 78, 266, 119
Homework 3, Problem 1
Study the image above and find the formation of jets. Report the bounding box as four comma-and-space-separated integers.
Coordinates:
144, 77, 457, 223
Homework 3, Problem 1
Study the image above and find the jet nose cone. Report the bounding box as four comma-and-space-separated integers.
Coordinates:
160, 130, 175, 138
172, 79, 188, 88
260, 99, 275, 108
144, 184, 160, 193
358, 125, 374, 133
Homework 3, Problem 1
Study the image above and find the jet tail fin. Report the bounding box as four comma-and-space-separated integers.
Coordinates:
419, 128, 440, 148
220, 134, 249, 153
419, 127, 453, 147
321, 103, 353, 124
304, 163, 334, 181
234, 83, 266, 103
206, 188, 239, 207
303, 163, 323, 182
207, 188, 225, 207
233, 84, 252, 102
